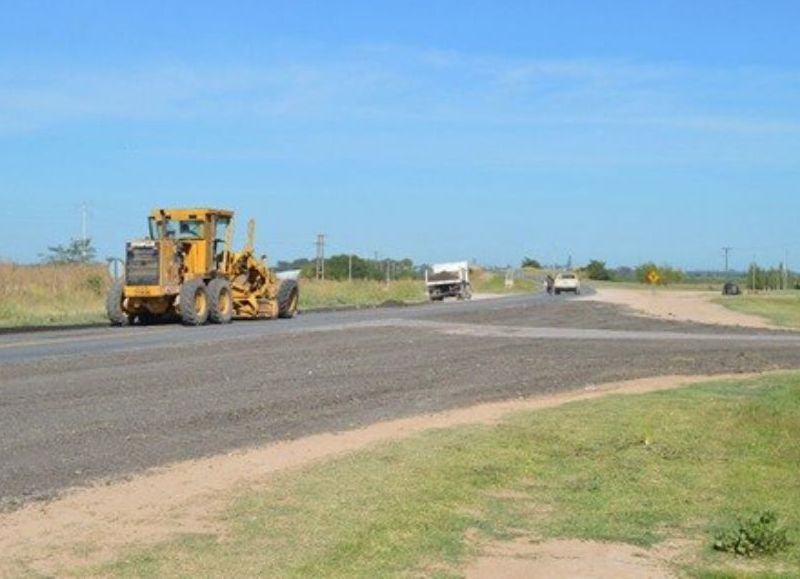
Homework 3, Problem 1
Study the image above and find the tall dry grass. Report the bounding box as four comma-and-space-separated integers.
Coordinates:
0, 262, 111, 327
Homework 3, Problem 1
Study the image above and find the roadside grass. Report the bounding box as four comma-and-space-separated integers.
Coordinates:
299, 279, 428, 309
0, 264, 531, 328
592, 279, 723, 292
715, 293, 800, 329
0, 263, 110, 327
471, 270, 539, 294
83, 373, 800, 578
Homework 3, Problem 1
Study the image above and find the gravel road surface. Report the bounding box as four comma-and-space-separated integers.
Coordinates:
2, 292, 800, 511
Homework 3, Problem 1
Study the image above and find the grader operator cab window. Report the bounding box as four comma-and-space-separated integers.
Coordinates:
162, 220, 205, 240
213, 217, 231, 267
147, 217, 206, 241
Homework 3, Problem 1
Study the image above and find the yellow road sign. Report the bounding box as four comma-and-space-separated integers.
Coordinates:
647, 270, 660, 285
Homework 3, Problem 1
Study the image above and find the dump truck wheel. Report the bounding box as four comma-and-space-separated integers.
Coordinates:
278, 279, 299, 318
106, 279, 131, 326
180, 279, 210, 326
208, 278, 234, 324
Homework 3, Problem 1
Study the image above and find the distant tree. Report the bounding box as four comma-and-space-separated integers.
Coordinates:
582, 259, 611, 281
41, 238, 97, 264
521, 257, 542, 269
613, 266, 636, 281
747, 263, 794, 291
292, 254, 420, 281
635, 262, 684, 285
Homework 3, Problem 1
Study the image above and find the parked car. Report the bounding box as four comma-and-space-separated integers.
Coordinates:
554, 272, 581, 295
722, 282, 741, 296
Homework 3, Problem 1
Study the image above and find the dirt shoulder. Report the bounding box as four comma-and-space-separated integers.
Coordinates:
583, 286, 778, 329
0, 372, 763, 576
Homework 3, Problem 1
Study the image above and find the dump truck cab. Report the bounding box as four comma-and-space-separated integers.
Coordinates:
108, 207, 298, 326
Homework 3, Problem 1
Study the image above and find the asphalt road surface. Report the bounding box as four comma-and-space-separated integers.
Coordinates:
2, 292, 800, 511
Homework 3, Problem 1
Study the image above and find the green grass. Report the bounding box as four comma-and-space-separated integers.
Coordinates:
470, 272, 539, 294
715, 293, 800, 329
80, 373, 800, 578
299, 279, 428, 309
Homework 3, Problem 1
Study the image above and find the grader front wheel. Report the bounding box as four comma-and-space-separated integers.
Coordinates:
180, 279, 210, 326
278, 279, 299, 319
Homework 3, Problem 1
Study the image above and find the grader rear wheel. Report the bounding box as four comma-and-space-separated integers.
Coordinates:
180, 279, 210, 326
106, 279, 131, 326
278, 279, 299, 318
208, 278, 234, 324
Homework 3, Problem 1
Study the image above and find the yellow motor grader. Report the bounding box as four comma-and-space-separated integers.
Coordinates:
106, 208, 299, 326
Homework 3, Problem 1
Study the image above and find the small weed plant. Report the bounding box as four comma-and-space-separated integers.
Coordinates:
714, 511, 791, 557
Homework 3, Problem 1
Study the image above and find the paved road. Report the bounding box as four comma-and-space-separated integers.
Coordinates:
2, 292, 800, 511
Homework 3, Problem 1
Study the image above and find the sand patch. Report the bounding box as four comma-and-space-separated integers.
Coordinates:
465, 538, 683, 578
584, 287, 776, 329
0, 372, 763, 575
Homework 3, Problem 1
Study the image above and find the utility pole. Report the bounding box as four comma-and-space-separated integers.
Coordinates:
315, 234, 326, 280
784, 248, 789, 291
80, 202, 89, 261
348, 254, 353, 282
722, 247, 732, 278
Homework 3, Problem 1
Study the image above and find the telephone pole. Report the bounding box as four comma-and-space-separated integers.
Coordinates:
80, 202, 89, 261
315, 234, 326, 280
783, 248, 789, 290
722, 247, 732, 278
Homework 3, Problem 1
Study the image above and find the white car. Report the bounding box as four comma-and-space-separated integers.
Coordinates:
554, 272, 580, 295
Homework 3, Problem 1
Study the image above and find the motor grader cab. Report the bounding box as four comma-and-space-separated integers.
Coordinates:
106, 208, 299, 326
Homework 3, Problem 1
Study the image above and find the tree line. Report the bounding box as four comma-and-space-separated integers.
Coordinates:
276, 255, 420, 281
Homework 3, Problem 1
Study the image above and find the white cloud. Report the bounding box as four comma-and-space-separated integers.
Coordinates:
0, 46, 798, 147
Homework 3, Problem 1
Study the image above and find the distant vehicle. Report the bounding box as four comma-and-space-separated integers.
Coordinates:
722, 282, 741, 296
425, 261, 472, 301
553, 272, 581, 295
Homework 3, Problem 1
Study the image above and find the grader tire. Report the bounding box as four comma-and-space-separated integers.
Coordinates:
106, 279, 131, 326
208, 278, 234, 324
278, 279, 299, 319
180, 279, 210, 326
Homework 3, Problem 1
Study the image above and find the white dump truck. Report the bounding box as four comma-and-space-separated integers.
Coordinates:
425, 261, 472, 301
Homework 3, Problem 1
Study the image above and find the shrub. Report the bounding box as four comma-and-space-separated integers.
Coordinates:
521, 257, 542, 269
713, 512, 791, 557
582, 259, 611, 281
85, 274, 105, 296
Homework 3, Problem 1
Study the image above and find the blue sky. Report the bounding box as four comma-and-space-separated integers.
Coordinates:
1, 1, 798, 269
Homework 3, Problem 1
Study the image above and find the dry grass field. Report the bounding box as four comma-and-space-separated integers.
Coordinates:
0, 262, 111, 327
